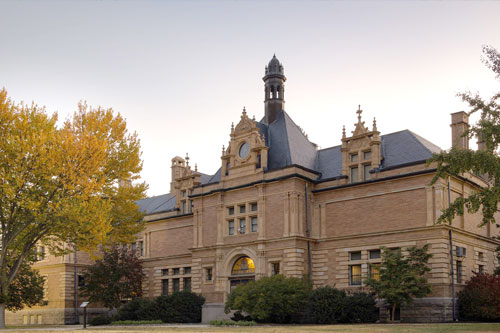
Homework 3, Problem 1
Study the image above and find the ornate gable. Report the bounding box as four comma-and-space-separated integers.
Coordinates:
341, 106, 382, 183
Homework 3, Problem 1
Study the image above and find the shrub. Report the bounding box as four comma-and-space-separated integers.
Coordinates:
210, 319, 256, 326
458, 273, 500, 321
111, 320, 162, 325
225, 275, 310, 323
88, 314, 112, 326
116, 292, 205, 323
155, 291, 205, 323
306, 286, 349, 324
345, 292, 378, 323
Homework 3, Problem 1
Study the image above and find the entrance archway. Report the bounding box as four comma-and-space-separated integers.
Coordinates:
229, 256, 255, 291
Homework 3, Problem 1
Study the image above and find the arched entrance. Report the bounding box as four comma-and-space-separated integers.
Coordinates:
229, 256, 255, 291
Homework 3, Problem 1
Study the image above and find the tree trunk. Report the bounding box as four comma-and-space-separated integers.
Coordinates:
391, 303, 396, 322
0, 303, 6, 329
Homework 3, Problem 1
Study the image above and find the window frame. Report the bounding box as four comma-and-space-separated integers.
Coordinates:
349, 264, 362, 286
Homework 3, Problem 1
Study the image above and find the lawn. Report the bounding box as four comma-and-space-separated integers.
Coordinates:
4, 323, 500, 333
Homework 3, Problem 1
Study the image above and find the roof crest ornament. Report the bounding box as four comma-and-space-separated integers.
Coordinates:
234, 106, 255, 134
352, 104, 369, 136
373, 117, 378, 132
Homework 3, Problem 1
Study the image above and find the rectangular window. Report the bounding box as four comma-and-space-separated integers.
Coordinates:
184, 267, 191, 275
363, 151, 371, 160
478, 252, 484, 261
369, 249, 381, 259
251, 216, 258, 232
189, 200, 193, 213
363, 164, 371, 181
38, 246, 45, 260
369, 264, 380, 281
184, 278, 191, 292
161, 279, 169, 295
131, 242, 137, 253
139, 241, 144, 256
182, 201, 186, 214
162, 269, 169, 276
251, 203, 258, 212
173, 278, 180, 292
181, 190, 186, 197
350, 154, 358, 162
350, 265, 361, 285
478, 265, 485, 274
173, 268, 180, 275
228, 220, 234, 235
239, 205, 246, 214
239, 218, 246, 234
456, 261, 463, 283
350, 167, 359, 183
350, 251, 361, 261
271, 263, 280, 276
78, 275, 85, 287
206, 268, 213, 281
228, 207, 234, 215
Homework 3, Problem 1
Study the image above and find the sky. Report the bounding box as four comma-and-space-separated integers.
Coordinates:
1, 0, 499, 196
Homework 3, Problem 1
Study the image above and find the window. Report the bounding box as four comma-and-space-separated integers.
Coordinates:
189, 200, 193, 213
162, 279, 169, 295
369, 249, 381, 259
206, 268, 213, 281
478, 252, 484, 261
256, 154, 261, 169
239, 205, 246, 214
173, 268, 180, 275
173, 278, 180, 292
456, 261, 463, 283
478, 265, 485, 274
78, 275, 85, 287
350, 167, 359, 183
37, 246, 45, 261
228, 220, 234, 235
271, 263, 280, 275
139, 241, 144, 256
251, 203, 258, 212
369, 264, 380, 281
350, 154, 358, 162
239, 218, 246, 234
184, 278, 191, 292
363, 164, 371, 181
225, 161, 230, 176
228, 206, 234, 215
251, 217, 258, 232
184, 267, 191, 275
162, 269, 169, 276
181, 190, 186, 197
350, 251, 361, 261
182, 201, 186, 214
363, 151, 371, 160
350, 265, 361, 285
131, 242, 137, 253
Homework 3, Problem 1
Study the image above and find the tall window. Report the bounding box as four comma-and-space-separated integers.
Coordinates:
184, 278, 191, 292
173, 278, 180, 292
161, 279, 169, 295
228, 220, 234, 235
363, 164, 371, 181
239, 218, 246, 234
139, 241, 144, 256
350, 265, 361, 285
251, 217, 258, 232
456, 261, 463, 283
369, 264, 380, 281
350, 167, 359, 183
206, 268, 213, 281
271, 262, 280, 275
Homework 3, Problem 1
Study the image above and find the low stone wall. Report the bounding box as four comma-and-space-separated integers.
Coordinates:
201, 303, 232, 323
6, 307, 108, 325
379, 297, 455, 323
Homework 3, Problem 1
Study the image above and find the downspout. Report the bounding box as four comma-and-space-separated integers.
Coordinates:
74, 246, 79, 324
305, 184, 312, 281
448, 177, 456, 321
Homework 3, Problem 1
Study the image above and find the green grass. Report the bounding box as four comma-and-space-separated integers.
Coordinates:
111, 320, 163, 325
5, 323, 500, 333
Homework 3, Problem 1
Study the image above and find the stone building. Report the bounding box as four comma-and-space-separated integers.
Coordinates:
7, 55, 499, 324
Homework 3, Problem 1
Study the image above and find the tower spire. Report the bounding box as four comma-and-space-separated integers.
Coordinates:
263, 54, 286, 125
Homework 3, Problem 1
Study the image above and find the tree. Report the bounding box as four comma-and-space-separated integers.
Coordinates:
365, 245, 432, 322
0, 89, 147, 327
224, 275, 310, 323
457, 273, 500, 321
80, 246, 144, 309
428, 45, 500, 226
5, 260, 46, 312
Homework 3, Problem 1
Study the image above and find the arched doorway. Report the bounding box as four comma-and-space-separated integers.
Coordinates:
229, 256, 255, 291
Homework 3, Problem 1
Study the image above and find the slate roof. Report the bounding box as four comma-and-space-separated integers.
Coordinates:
138, 110, 442, 215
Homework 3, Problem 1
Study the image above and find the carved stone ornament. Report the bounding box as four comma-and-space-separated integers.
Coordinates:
234, 107, 255, 135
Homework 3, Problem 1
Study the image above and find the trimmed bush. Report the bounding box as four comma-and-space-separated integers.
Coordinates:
306, 286, 349, 324
345, 292, 378, 323
88, 314, 112, 326
117, 291, 205, 323
458, 273, 500, 321
225, 275, 310, 323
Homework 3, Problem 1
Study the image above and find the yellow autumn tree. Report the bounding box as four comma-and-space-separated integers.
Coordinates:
0, 88, 147, 327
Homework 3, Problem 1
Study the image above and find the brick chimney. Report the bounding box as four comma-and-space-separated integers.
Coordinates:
450, 111, 469, 150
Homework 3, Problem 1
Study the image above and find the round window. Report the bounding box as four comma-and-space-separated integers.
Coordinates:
238, 142, 250, 159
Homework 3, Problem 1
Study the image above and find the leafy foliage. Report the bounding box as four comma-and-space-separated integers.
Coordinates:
224, 275, 310, 323
0, 89, 147, 326
305, 287, 377, 324
116, 292, 205, 323
88, 315, 112, 326
457, 273, 500, 321
209, 319, 256, 326
365, 245, 432, 321
3, 261, 46, 311
428, 45, 500, 226
80, 246, 144, 309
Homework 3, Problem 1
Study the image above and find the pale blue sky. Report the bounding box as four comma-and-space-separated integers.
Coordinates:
1, 1, 499, 196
